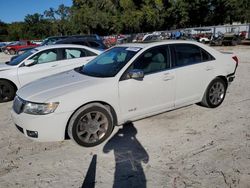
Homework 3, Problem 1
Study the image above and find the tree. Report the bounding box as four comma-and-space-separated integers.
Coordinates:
23, 13, 52, 39
0, 20, 8, 41
44, 4, 71, 36
7, 22, 25, 41
2, 0, 250, 41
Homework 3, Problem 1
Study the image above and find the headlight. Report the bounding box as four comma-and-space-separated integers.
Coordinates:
23, 102, 59, 115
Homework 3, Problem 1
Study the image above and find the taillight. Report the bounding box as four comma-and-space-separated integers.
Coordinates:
232, 56, 238, 67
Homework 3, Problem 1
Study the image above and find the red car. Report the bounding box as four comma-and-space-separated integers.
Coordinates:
4, 40, 39, 55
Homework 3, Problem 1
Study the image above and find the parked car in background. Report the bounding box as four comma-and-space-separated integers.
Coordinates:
1, 41, 17, 53
0, 44, 101, 102
0, 42, 7, 52
221, 33, 241, 46
14, 36, 71, 56
2, 40, 39, 55
199, 37, 210, 43
210, 33, 241, 46
11, 41, 238, 147
55, 37, 108, 51
71, 34, 102, 40
14, 35, 104, 56
142, 34, 161, 42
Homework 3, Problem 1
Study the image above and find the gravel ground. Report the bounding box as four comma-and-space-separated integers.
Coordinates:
0, 45, 249, 188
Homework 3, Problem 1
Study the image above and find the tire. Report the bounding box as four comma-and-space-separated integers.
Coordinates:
0, 80, 16, 103
67, 103, 114, 147
201, 78, 227, 108
9, 49, 16, 55
4, 49, 9, 54
232, 40, 237, 46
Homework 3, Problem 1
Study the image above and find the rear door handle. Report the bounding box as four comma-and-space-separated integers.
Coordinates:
51, 64, 58, 67
205, 66, 214, 71
163, 73, 175, 81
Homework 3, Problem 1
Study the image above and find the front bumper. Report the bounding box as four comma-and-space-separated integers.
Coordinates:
11, 110, 73, 142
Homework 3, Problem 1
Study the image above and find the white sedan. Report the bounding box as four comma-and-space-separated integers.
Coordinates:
11, 41, 238, 147
0, 44, 101, 102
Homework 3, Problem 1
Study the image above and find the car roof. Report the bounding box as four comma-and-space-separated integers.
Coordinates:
34, 44, 102, 54
56, 37, 102, 43
117, 40, 202, 49
35, 44, 98, 51
45, 36, 69, 39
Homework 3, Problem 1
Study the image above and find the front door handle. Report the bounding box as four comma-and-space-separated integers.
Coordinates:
163, 73, 175, 81
205, 66, 214, 71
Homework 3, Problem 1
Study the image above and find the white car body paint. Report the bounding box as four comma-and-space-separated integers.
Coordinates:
11, 41, 237, 142
0, 44, 101, 89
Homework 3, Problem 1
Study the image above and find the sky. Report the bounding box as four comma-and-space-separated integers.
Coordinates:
0, 0, 72, 23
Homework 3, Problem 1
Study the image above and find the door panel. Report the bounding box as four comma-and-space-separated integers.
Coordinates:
170, 44, 215, 107
174, 62, 213, 107
17, 60, 62, 86
17, 47, 96, 87
118, 45, 175, 121
119, 70, 175, 121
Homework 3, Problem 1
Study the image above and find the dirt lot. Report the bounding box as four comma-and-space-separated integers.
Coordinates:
0, 45, 250, 188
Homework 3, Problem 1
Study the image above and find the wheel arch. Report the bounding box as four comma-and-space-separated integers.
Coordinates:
8, 48, 16, 53
217, 75, 228, 89
64, 101, 118, 139
203, 75, 228, 96
0, 78, 18, 93
199, 75, 228, 108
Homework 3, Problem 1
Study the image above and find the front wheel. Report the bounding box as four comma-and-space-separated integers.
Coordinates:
67, 103, 114, 147
9, 49, 16, 55
0, 80, 16, 103
201, 78, 227, 108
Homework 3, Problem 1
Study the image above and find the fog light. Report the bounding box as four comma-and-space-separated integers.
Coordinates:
26, 130, 38, 138
228, 76, 234, 82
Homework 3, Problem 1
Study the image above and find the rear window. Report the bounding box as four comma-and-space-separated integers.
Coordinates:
171, 44, 215, 67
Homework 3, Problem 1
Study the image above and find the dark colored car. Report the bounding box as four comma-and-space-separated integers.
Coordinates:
55, 37, 107, 51
71, 34, 101, 40
210, 33, 241, 46
16, 35, 103, 55
40, 36, 70, 46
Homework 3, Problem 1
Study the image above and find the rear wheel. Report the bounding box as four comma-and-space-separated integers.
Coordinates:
0, 80, 16, 103
67, 103, 114, 147
9, 49, 16, 55
201, 78, 227, 108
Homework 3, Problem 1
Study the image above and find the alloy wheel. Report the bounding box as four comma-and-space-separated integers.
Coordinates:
208, 81, 225, 106
76, 111, 109, 144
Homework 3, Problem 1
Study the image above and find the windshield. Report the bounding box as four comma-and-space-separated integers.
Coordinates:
80, 47, 141, 77
7, 49, 37, 66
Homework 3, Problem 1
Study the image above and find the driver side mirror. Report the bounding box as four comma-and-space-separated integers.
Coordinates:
127, 69, 144, 79
24, 59, 35, 66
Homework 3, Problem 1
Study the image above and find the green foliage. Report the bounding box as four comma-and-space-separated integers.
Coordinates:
0, 20, 8, 41
0, 0, 249, 41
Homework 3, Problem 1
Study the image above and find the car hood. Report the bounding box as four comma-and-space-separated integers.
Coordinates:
17, 69, 103, 102
0, 63, 16, 71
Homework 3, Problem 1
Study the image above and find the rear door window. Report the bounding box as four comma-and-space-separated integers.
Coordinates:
62, 48, 97, 60
65, 49, 83, 59
170, 44, 215, 67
